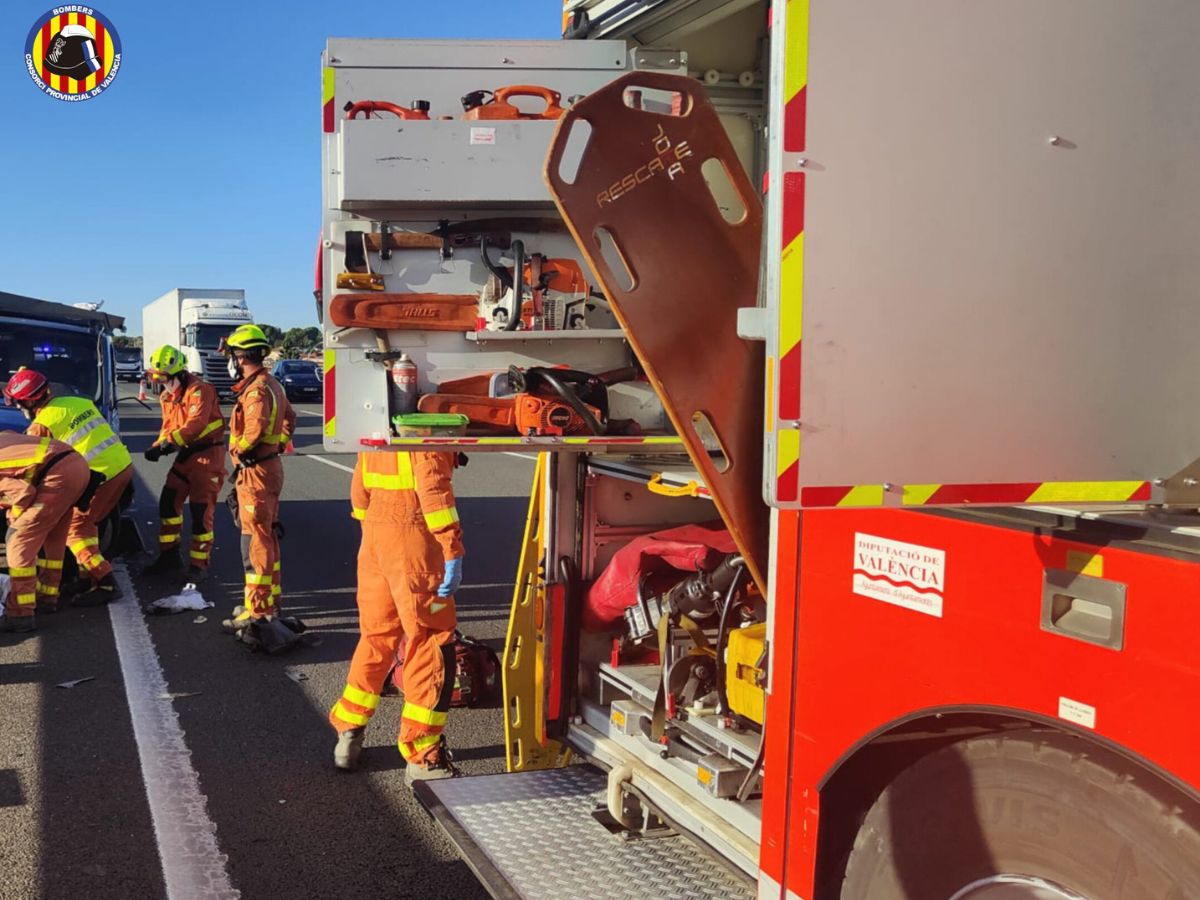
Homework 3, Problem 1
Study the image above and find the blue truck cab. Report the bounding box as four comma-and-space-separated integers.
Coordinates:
0, 291, 123, 434
0, 291, 132, 565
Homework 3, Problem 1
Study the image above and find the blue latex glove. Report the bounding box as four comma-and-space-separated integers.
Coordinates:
438, 557, 463, 598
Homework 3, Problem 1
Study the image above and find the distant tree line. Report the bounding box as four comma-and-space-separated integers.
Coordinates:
119, 326, 320, 359
259, 325, 321, 359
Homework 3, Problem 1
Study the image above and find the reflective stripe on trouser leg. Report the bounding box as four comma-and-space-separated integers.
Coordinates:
398, 643, 457, 764
329, 684, 381, 730
332, 543, 404, 736
237, 465, 280, 618
271, 560, 281, 600
158, 473, 187, 550
159, 514, 184, 547
6, 569, 37, 616
188, 498, 216, 568
74, 465, 129, 583
7, 457, 88, 617
36, 556, 65, 603
189, 529, 215, 567
240, 516, 276, 619
399, 734, 442, 761
69, 536, 111, 582
36, 556, 63, 606
66, 504, 111, 580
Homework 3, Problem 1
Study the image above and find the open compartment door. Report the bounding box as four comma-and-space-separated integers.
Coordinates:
544, 71, 768, 592
764, 0, 1200, 509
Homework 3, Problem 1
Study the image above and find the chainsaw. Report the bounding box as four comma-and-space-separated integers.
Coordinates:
418, 366, 608, 436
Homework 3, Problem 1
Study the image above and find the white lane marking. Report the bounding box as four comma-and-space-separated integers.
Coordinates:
293, 409, 324, 418
109, 563, 240, 899
301, 454, 356, 475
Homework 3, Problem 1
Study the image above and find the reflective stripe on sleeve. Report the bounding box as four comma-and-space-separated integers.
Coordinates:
197, 418, 223, 440
423, 506, 460, 532
351, 507, 366, 521
401, 702, 448, 726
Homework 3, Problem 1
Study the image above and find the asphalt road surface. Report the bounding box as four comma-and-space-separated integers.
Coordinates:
0, 384, 537, 899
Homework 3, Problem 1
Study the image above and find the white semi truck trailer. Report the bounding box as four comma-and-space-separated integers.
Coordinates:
142, 289, 253, 396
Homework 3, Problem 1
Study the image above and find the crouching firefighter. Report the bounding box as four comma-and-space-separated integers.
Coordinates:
0, 433, 94, 631
142, 346, 227, 576
330, 450, 464, 783
218, 325, 298, 648
4, 368, 132, 607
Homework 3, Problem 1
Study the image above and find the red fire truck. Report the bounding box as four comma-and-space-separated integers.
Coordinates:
320, 1, 1200, 897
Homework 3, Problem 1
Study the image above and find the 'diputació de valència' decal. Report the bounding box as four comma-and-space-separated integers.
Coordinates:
852, 533, 946, 617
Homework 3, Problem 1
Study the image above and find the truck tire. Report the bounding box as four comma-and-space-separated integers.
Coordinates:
839, 730, 1200, 900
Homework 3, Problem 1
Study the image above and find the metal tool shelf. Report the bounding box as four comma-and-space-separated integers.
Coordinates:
464, 329, 627, 342
365, 435, 685, 453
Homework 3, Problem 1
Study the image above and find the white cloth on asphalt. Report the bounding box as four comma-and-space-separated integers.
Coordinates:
148, 583, 213, 614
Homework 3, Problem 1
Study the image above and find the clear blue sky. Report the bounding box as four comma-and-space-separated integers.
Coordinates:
0, 0, 558, 333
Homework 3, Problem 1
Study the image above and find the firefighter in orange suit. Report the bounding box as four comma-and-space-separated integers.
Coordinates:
4, 367, 132, 607
0, 433, 91, 632
329, 450, 464, 782
142, 345, 227, 575
220, 325, 295, 628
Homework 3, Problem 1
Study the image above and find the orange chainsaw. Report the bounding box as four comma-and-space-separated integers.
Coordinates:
419, 366, 608, 436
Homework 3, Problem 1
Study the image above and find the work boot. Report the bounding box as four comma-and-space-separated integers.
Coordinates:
73, 573, 119, 608
334, 728, 365, 772
405, 740, 459, 784
144, 547, 183, 575
60, 576, 92, 600
36, 599, 58, 615
0, 616, 36, 634
221, 606, 251, 634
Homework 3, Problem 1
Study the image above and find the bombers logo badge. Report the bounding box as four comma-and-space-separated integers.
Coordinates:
24, 6, 122, 101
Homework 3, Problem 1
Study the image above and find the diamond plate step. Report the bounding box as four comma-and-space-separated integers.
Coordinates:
414, 766, 755, 900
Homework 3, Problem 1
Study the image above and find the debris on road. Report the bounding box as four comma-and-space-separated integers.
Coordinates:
157, 692, 202, 700
284, 668, 309, 684
56, 677, 96, 689
147, 583, 214, 615
193, 615, 208, 624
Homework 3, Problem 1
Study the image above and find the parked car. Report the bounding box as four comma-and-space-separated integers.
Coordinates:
115, 346, 143, 382
271, 358, 323, 401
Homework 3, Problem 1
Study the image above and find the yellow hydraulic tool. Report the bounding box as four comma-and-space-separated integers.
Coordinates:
503, 453, 571, 771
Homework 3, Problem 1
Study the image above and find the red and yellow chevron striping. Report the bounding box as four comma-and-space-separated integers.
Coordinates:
322, 67, 336, 133
800, 481, 1152, 508
323, 349, 337, 438
775, 0, 808, 502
